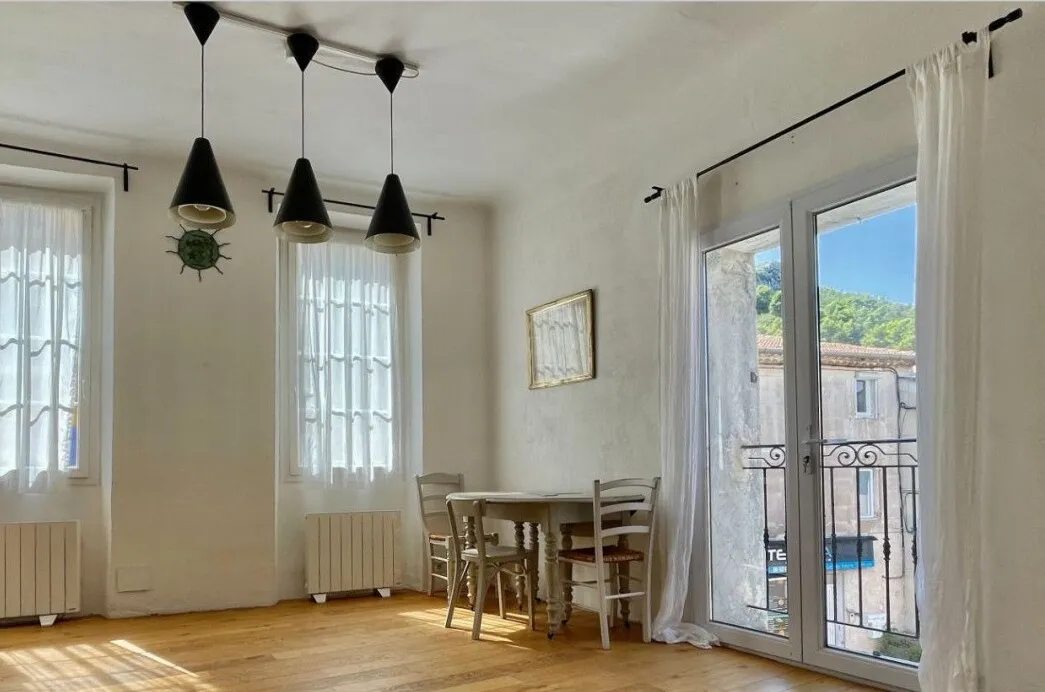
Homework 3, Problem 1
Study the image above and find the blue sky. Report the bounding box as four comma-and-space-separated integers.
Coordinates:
756, 205, 917, 305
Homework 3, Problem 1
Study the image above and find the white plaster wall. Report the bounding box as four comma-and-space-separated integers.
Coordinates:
491, 4, 1045, 690
976, 19, 1045, 687
105, 156, 278, 617
0, 139, 491, 617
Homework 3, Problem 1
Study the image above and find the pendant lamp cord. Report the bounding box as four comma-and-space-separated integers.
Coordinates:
200, 43, 205, 138
389, 92, 394, 175
301, 71, 305, 158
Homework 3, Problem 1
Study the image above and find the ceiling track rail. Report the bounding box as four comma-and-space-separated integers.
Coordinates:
262, 188, 444, 236
172, 2, 420, 78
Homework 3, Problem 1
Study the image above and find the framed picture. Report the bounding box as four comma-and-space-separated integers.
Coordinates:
526, 289, 595, 390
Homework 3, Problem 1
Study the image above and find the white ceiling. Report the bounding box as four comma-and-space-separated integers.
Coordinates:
0, 2, 802, 201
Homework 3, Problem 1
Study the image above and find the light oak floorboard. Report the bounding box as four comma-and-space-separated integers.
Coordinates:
0, 593, 875, 691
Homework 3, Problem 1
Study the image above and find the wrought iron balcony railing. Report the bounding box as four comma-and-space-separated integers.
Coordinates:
740, 437, 921, 663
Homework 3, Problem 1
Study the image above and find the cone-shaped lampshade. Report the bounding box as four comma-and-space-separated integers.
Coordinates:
274, 158, 331, 240
169, 137, 236, 230
365, 174, 419, 254
275, 225, 332, 244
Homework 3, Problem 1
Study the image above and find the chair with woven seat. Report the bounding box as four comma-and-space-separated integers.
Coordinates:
444, 498, 536, 640
557, 477, 660, 649
415, 473, 497, 600
558, 517, 622, 625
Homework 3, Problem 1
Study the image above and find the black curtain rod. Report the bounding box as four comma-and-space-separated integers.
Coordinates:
643, 7, 1023, 204
0, 142, 139, 192
262, 187, 445, 236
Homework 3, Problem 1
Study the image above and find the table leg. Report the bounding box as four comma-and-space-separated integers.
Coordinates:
618, 525, 631, 626
544, 523, 561, 638
514, 521, 526, 609
561, 524, 574, 624
464, 516, 476, 609
527, 522, 539, 605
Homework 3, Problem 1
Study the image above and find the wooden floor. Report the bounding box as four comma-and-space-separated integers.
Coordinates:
0, 593, 873, 691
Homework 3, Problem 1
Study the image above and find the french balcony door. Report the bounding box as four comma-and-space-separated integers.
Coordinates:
699, 156, 921, 690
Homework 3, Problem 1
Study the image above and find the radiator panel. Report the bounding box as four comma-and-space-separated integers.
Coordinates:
0, 521, 80, 619
306, 512, 401, 595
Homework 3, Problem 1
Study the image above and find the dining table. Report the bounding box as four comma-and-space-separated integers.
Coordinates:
444, 490, 642, 638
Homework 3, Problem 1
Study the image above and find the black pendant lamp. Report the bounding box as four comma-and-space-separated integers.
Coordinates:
274, 33, 332, 242
365, 57, 420, 254
169, 3, 235, 231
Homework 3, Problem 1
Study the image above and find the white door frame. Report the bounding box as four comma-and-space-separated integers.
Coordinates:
695, 199, 804, 664
695, 153, 920, 690
790, 153, 918, 691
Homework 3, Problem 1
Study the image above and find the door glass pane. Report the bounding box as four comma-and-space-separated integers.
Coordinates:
706, 227, 789, 636
813, 181, 921, 665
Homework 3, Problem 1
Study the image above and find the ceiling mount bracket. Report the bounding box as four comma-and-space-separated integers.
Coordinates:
184, 2, 219, 46
287, 32, 319, 72
376, 56, 405, 94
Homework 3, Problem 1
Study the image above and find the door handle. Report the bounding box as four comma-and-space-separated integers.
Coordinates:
799, 438, 843, 475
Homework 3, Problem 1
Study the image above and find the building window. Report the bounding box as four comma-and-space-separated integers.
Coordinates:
278, 228, 404, 484
854, 376, 877, 418
0, 188, 99, 491
858, 468, 877, 520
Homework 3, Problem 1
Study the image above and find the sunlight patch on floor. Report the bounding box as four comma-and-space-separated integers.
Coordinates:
0, 640, 218, 692
110, 640, 197, 676
397, 604, 545, 649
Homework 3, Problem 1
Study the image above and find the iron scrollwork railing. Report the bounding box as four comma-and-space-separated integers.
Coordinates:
741, 437, 921, 662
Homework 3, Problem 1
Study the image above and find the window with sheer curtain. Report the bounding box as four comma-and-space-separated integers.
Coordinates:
0, 190, 94, 494
279, 229, 403, 486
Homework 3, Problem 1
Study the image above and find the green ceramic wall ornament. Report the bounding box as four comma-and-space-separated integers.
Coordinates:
166, 225, 230, 281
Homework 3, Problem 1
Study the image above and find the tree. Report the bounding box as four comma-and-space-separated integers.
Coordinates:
769, 290, 783, 318
818, 293, 862, 344
756, 313, 783, 336
865, 317, 915, 350
753, 270, 915, 351
756, 284, 774, 314
756, 261, 781, 291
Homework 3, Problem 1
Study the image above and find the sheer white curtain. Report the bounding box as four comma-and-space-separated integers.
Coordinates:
0, 196, 87, 494
908, 29, 990, 692
284, 232, 403, 488
652, 177, 717, 648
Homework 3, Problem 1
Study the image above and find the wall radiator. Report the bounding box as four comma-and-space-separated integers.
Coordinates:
1, 521, 81, 626
305, 511, 401, 603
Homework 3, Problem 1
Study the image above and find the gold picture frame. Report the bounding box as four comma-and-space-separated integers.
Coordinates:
526, 289, 595, 390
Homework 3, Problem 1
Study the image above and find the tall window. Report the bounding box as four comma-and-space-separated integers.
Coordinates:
0, 190, 95, 492
279, 229, 402, 485
854, 376, 877, 418
857, 468, 877, 520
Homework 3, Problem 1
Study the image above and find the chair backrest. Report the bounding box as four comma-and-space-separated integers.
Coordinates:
416, 472, 464, 536
445, 498, 492, 563
591, 477, 661, 561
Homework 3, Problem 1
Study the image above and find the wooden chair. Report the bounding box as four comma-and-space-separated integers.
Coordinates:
444, 498, 536, 640
557, 477, 661, 649
558, 516, 622, 625
415, 473, 496, 600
